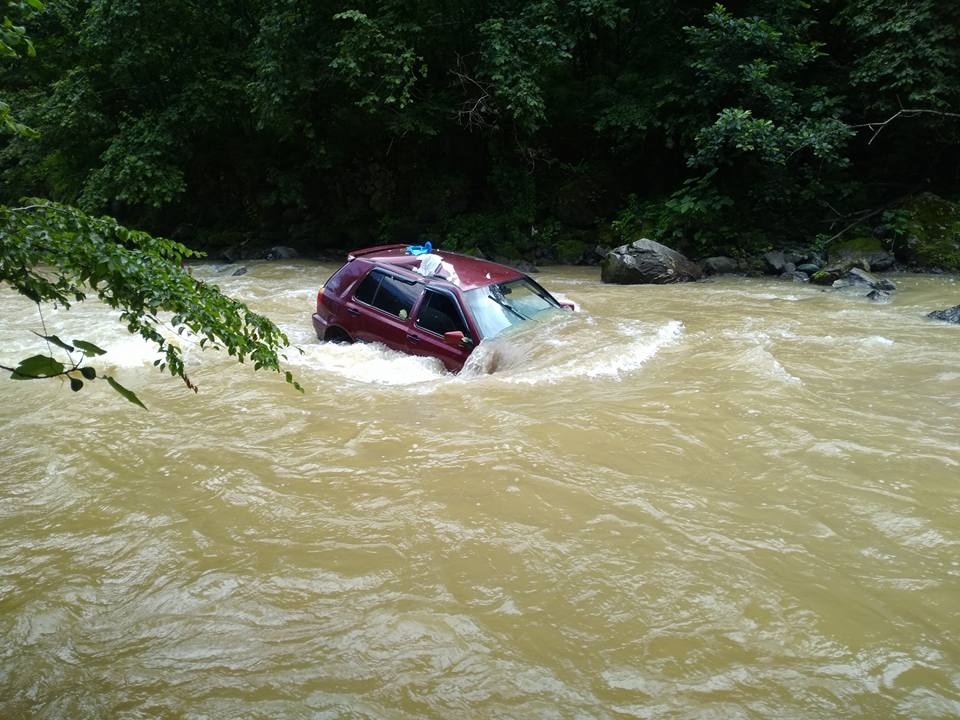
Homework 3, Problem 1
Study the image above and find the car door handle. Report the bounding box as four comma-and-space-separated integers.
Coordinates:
346, 307, 361, 316
406, 333, 420, 343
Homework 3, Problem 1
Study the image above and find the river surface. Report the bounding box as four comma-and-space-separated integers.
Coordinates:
2, 261, 959, 719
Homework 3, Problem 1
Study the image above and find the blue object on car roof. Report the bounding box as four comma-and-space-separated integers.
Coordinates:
405, 241, 433, 256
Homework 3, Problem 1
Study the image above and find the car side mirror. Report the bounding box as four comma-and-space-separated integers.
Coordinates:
443, 331, 473, 348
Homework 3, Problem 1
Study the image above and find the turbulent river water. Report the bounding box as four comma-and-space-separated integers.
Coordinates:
2, 261, 959, 719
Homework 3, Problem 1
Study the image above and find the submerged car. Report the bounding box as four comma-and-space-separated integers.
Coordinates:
312, 244, 573, 372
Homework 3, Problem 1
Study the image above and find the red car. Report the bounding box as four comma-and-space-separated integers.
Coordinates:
312, 244, 572, 372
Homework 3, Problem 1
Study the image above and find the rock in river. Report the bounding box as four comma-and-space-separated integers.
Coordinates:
927, 305, 960, 324
601, 239, 703, 284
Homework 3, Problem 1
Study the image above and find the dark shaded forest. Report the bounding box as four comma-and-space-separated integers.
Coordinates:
3, 0, 959, 265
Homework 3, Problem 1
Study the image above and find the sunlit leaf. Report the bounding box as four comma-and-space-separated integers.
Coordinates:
33, 334, 75, 353
72, 339, 107, 356
105, 376, 147, 410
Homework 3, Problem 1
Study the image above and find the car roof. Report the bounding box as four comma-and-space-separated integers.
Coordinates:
346, 244, 525, 291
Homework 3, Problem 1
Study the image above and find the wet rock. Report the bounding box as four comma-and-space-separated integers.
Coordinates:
263, 246, 299, 260
702, 256, 739, 275
512, 259, 539, 274
832, 268, 897, 293
220, 245, 241, 263
493, 256, 539, 273
796, 263, 820, 274
865, 252, 896, 271
763, 250, 787, 274
867, 290, 891, 303
601, 238, 703, 284
828, 236, 896, 272
231, 266, 248, 276
784, 251, 806, 266
781, 270, 810, 283
848, 267, 882, 286
927, 304, 960, 324
811, 258, 870, 286
581, 245, 611, 266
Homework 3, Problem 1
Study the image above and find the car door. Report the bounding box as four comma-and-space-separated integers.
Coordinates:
349, 268, 421, 352
407, 288, 475, 371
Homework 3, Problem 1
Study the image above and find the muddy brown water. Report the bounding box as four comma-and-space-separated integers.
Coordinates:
2, 261, 959, 719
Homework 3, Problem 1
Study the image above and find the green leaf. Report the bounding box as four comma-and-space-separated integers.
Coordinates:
106, 375, 147, 410
38, 333, 75, 352
70, 377, 83, 392
73, 339, 108, 357
10, 354, 66, 379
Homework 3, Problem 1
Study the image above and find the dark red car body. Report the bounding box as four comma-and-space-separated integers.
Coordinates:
312, 244, 569, 372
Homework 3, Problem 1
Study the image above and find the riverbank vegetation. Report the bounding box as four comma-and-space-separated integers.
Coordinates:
2, 0, 959, 269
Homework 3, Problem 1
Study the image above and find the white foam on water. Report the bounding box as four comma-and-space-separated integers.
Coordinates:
862, 335, 895, 347
293, 340, 448, 386
490, 319, 685, 385
739, 344, 803, 385
99, 335, 168, 369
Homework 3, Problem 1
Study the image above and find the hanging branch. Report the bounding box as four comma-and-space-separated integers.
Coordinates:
851, 106, 960, 145
451, 55, 495, 131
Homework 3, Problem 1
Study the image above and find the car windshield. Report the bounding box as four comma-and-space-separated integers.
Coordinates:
463, 277, 562, 340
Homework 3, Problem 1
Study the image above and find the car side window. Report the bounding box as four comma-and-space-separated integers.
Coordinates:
353, 271, 380, 305
354, 269, 420, 319
415, 291, 469, 336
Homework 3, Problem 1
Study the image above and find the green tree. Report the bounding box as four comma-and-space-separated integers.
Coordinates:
4, 0, 959, 268
833, 0, 960, 197
1, 0, 42, 136
661, 2, 852, 252
1, 200, 302, 408
1, 3, 300, 408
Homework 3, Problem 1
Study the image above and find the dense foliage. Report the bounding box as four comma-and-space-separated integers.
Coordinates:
2, 0, 304, 406
0, 199, 303, 406
3, 0, 960, 263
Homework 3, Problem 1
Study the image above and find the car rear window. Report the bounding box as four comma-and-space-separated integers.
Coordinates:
354, 269, 420, 319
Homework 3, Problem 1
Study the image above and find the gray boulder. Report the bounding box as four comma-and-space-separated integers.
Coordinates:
847, 267, 882, 286
812, 258, 870, 285
865, 251, 896, 271
832, 267, 897, 292
763, 250, 787, 274
849, 268, 897, 291
928, 305, 960, 324
702, 256, 739, 275
263, 246, 299, 260
601, 239, 703, 284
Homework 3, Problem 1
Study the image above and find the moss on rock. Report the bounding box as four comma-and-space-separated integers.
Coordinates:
896, 193, 960, 271
831, 236, 885, 255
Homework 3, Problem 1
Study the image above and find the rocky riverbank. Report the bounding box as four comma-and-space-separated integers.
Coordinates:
599, 192, 960, 286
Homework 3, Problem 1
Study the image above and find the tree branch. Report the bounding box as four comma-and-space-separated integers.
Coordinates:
851, 107, 960, 145
451, 55, 495, 131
